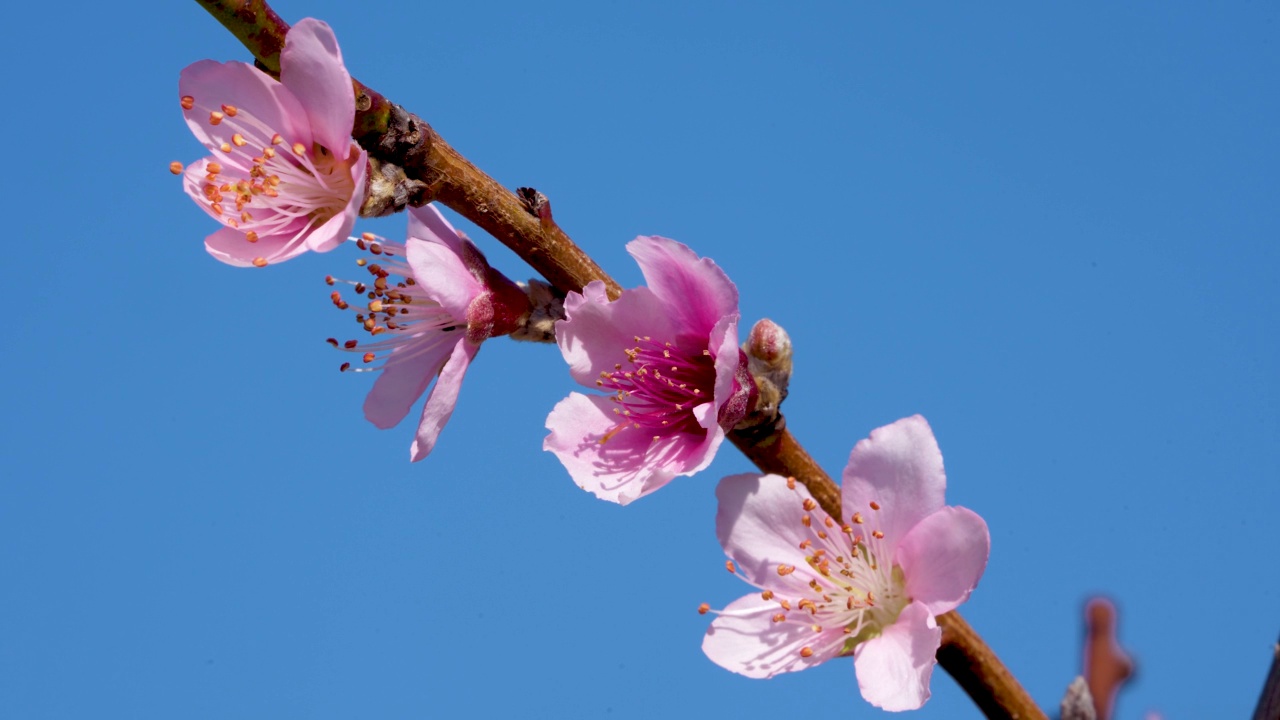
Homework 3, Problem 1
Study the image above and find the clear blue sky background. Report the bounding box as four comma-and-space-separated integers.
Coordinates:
1, 2, 1276, 718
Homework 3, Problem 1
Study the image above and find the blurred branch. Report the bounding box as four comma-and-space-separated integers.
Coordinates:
1254, 632, 1280, 720
1060, 677, 1097, 720
193, 3, 1042, 718
1084, 598, 1134, 720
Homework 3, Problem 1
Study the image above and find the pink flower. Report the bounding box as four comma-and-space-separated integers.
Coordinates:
327, 205, 529, 461
544, 236, 756, 505
702, 416, 990, 711
176, 18, 367, 268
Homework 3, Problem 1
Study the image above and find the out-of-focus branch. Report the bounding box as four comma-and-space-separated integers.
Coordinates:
193, 4, 1042, 718
1083, 598, 1134, 720
1253, 632, 1280, 720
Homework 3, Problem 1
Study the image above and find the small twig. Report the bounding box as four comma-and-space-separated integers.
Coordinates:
1253, 632, 1280, 720
936, 611, 1047, 720
1083, 598, 1134, 720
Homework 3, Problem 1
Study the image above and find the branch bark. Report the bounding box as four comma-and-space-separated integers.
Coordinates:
193, 3, 1044, 717
1254, 632, 1280, 720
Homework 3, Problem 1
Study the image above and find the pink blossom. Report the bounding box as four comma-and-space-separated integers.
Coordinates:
327, 205, 529, 461
544, 236, 756, 505
702, 416, 990, 711
176, 18, 367, 268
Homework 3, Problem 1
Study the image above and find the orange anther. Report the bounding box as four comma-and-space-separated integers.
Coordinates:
852, 512, 864, 524
343, 340, 358, 349
219, 142, 232, 153
168, 161, 184, 175
221, 104, 238, 116
180, 95, 195, 110
761, 590, 774, 601
799, 647, 814, 658
362, 352, 376, 363
292, 142, 307, 156
209, 111, 224, 125
872, 530, 885, 539
244, 231, 259, 243
361, 232, 377, 242
772, 613, 786, 623
231, 133, 248, 147
802, 498, 817, 511
869, 501, 881, 511
326, 338, 339, 347
697, 603, 710, 615
251, 257, 268, 268
801, 515, 811, 527
339, 362, 351, 372
271, 133, 284, 145
786, 477, 796, 490
777, 564, 795, 576
725, 560, 736, 574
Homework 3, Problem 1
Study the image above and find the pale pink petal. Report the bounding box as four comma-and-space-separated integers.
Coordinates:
406, 203, 469, 259
841, 415, 946, 557
853, 602, 941, 711
896, 506, 990, 617
303, 147, 367, 253
179, 59, 310, 159
544, 393, 715, 505
406, 210, 486, 320
279, 18, 355, 156
702, 594, 844, 679
203, 226, 304, 267
410, 339, 480, 462
715, 473, 834, 595
555, 283, 676, 386
628, 235, 739, 336
362, 332, 458, 430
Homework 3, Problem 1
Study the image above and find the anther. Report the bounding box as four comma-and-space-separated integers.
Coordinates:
292, 142, 307, 156
799, 647, 814, 658
180, 95, 195, 110
221, 104, 238, 116
798, 539, 812, 550
362, 352, 376, 363
252, 257, 268, 268
220, 142, 232, 153
169, 161, 184, 175
231, 133, 248, 147
209, 110, 224, 125
245, 231, 259, 243
852, 512, 864, 524
725, 560, 736, 574
339, 362, 351, 372
761, 590, 774, 601
325, 338, 339, 347
772, 613, 786, 623
361, 232, 376, 242
697, 603, 710, 615
802, 498, 817, 511
801, 515, 811, 527
343, 340, 358, 349
786, 477, 796, 490
777, 564, 795, 576
872, 530, 884, 539
869, 501, 881, 511
271, 134, 284, 145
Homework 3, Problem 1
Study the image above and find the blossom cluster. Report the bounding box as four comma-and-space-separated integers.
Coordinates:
173, 18, 990, 712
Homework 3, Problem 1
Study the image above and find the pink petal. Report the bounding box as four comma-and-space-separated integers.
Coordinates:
715, 473, 834, 595
702, 594, 844, 679
279, 18, 355, 156
203, 226, 305, 267
179, 59, 310, 160
853, 602, 941, 711
627, 236, 739, 337
544, 393, 715, 505
362, 333, 458, 430
896, 506, 990, 617
405, 208, 486, 320
555, 282, 676, 387
707, 314, 744, 427
410, 339, 480, 462
303, 146, 367, 253
841, 415, 947, 558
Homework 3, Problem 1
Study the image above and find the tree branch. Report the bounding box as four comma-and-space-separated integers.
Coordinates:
192, 3, 1043, 717
1254, 632, 1280, 720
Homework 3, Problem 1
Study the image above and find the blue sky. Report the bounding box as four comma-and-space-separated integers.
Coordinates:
1, 1, 1276, 717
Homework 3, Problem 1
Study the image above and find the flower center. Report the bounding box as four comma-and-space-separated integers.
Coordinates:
177, 95, 354, 257
595, 335, 716, 443
713, 479, 910, 662
323, 234, 459, 372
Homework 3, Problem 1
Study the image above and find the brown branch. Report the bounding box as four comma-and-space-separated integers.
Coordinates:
1254, 632, 1280, 720
193, 3, 1042, 718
